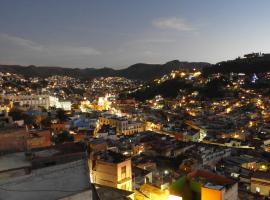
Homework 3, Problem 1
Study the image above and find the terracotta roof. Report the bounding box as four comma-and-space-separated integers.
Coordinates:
187, 170, 235, 186
252, 171, 270, 181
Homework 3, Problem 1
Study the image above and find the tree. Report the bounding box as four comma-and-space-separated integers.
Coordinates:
56, 108, 68, 122
35, 114, 45, 129
52, 130, 74, 144
41, 116, 52, 128
22, 113, 35, 125
9, 108, 24, 121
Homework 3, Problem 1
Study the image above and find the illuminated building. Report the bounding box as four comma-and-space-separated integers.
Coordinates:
145, 121, 162, 131
251, 172, 270, 197
57, 100, 72, 111
98, 94, 112, 110
2, 94, 71, 110
194, 170, 238, 200
92, 184, 134, 200
136, 183, 182, 200
99, 114, 144, 135
89, 151, 132, 191
170, 170, 237, 200
183, 130, 200, 142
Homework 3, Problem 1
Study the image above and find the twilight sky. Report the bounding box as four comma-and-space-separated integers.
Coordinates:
0, 0, 270, 68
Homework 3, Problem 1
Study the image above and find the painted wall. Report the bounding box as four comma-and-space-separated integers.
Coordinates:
201, 187, 222, 200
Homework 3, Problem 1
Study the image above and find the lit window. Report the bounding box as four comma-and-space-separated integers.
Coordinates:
121, 166, 126, 179
256, 187, 260, 193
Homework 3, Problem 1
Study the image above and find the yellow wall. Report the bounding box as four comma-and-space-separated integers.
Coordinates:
251, 178, 270, 196
139, 184, 169, 200
201, 187, 222, 200
92, 159, 132, 191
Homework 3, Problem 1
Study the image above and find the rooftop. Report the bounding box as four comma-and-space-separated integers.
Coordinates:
94, 184, 133, 200
0, 152, 31, 172
96, 150, 129, 164
252, 171, 270, 181
187, 170, 236, 189
32, 142, 87, 159
0, 126, 26, 134
224, 155, 261, 165
90, 138, 107, 145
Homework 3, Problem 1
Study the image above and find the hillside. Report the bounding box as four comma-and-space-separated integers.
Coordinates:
127, 76, 232, 101
203, 53, 270, 75
127, 78, 195, 101
0, 60, 209, 81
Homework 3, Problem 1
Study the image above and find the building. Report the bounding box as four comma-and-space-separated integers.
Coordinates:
0, 143, 92, 200
26, 129, 52, 150
200, 147, 231, 167
183, 130, 200, 142
193, 170, 238, 200
90, 150, 132, 191
136, 183, 170, 200
133, 166, 153, 190
170, 170, 238, 200
251, 172, 270, 197
97, 125, 117, 140
3, 94, 71, 110
99, 114, 144, 135
179, 158, 199, 173
0, 127, 52, 153
0, 111, 13, 127
57, 100, 72, 111
51, 122, 70, 133
0, 127, 28, 152
89, 138, 108, 152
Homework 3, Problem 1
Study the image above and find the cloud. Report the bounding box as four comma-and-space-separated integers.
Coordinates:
53, 46, 101, 56
122, 38, 175, 49
130, 38, 175, 44
153, 17, 195, 31
0, 33, 43, 51
0, 33, 101, 56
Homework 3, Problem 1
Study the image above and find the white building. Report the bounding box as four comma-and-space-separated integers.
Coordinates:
56, 100, 72, 111
2, 94, 71, 110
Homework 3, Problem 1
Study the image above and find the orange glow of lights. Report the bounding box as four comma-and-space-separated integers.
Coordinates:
201, 187, 221, 200
168, 195, 182, 200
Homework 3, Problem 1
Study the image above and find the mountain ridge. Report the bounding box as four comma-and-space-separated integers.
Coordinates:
0, 60, 210, 81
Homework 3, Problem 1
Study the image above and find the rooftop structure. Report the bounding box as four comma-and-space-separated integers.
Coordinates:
90, 150, 132, 191
2, 94, 71, 110
0, 143, 91, 200
170, 170, 238, 200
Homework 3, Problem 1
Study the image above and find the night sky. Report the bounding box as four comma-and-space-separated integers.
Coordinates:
0, 0, 270, 68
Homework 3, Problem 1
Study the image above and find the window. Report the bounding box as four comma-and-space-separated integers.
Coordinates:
121, 166, 126, 179
121, 184, 126, 190
256, 187, 260, 193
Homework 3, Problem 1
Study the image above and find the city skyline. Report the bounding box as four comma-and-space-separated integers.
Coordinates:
1, 0, 270, 68
1, 2, 270, 199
